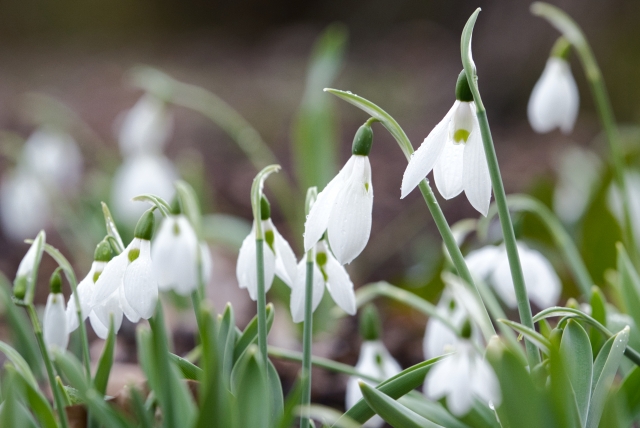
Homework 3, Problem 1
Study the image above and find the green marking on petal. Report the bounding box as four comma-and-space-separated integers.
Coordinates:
172, 221, 181, 236
365, 182, 370, 192
265, 230, 275, 251
316, 252, 327, 267
453, 129, 470, 143
93, 271, 102, 283
128, 248, 140, 263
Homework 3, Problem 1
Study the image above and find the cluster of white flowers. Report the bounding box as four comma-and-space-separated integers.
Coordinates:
1, 128, 82, 241
111, 94, 178, 225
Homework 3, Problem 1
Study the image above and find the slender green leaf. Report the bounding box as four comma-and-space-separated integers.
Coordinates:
277, 378, 304, 428
0, 371, 38, 428
359, 382, 443, 428
129, 387, 154, 428
268, 359, 284, 424
132, 194, 171, 217
175, 180, 203, 238
218, 303, 236, 387
0, 341, 38, 388
4, 366, 56, 428
586, 327, 630, 428
399, 394, 470, 428
498, 319, 551, 354
169, 352, 202, 380
231, 345, 269, 428
548, 345, 581, 428
560, 320, 592, 426
234, 303, 274, 361
305, 405, 360, 428
250, 164, 281, 239
101, 202, 125, 252
616, 244, 640, 331
620, 366, 640, 420
93, 317, 116, 395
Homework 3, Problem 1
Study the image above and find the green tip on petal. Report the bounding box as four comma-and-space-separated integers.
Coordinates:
134, 209, 155, 240
550, 36, 571, 60
351, 121, 374, 156
260, 196, 271, 221
170, 197, 182, 215
13, 276, 27, 300
359, 304, 382, 341
460, 318, 473, 339
49, 268, 63, 294
94, 239, 114, 262
455, 70, 474, 102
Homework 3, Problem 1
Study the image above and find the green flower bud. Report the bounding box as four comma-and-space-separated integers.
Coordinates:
13, 276, 27, 300
351, 121, 374, 156
550, 36, 571, 61
170, 197, 182, 215
455, 70, 474, 102
94, 239, 113, 262
49, 269, 63, 294
359, 304, 382, 341
260, 196, 271, 221
134, 209, 155, 240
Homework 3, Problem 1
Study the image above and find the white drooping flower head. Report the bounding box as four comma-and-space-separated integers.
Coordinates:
111, 154, 177, 226
346, 306, 402, 428
236, 196, 297, 300
401, 71, 491, 216
553, 146, 601, 224
152, 209, 212, 296
43, 271, 69, 354
289, 239, 356, 323
528, 38, 579, 134
304, 122, 375, 264
118, 94, 173, 156
608, 171, 640, 244
424, 339, 500, 416
0, 168, 51, 242
465, 242, 561, 309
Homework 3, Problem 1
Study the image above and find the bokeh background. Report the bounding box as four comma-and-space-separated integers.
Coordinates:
0, 0, 639, 410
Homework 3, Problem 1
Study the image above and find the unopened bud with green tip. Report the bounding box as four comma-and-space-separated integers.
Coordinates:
455, 70, 474, 102
134, 209, 155, 241
170, 197, 182, 215
49, 269, 63, 294
13, 276, 27, 300
94, 239, 114, 263
359, 304, 382, 341
351, 120, 375, 156
550, 36, 571, 60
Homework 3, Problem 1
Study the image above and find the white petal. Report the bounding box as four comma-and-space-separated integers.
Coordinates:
152, 215, 199, 294
424, 356, 454, 400
324, 251, 356, 315
463, 114, 492, 216
271, 222, 298, 287
123, 240, 158, 319
401, 103, 457, 198
92, 290, 124, 335
66, 271, 95, 332
489, 250, 519, 308
199, 242, 213, 287
111, 155, 177, 226
118, 94, 173, 156
446, 350, 475, 416
43, 293, 69, 353
519, 245, 561, 309
0, 169, 50, 242
119, 283, 141, 323
528, 57, 579, 134
89, 310, 116, 340
91, 250, 129, 307
236, 226, 276, 301
433, 139, 465, 199
465, 245, 502, 281
327, 156, 373, 264
424, 314, 459, 360
289, 260, 325, 323
471, 356, 501, 406
304, 157, 355, 251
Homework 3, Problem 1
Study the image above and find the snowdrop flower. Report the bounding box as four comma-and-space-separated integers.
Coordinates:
289, 239, 356, 323
237, 196, 297, 300
401, 71, 491, 216
346, 306, 401, 428
152, 209, 212, 295
91, 210, 158, 325
553, 146, 601, 224
13, 231, 45, 301
304, 121, 375, 264
423, 289, 481, 360
608, 171, 640, 244
43, 270, 69, 353
424, 338, 500, 416
528, 38, 579, 134
111, 154, 177, 226
0, 167, 51, 242
118, 94, 173, 156
66, 240, 112, 335
466, 242, 561, 309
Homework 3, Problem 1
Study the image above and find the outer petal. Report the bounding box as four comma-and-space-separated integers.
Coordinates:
528, 58, 579, 134
424, 355, 455, 400
401, 102, 457, 198
289, 260, 325, 323
327, 156, 373, 264
89, 311, 109, 340
123, 240, 158, 319
433, 139, 465, 199
423, 290, 460, 360
446, 349, 474, 416
324, 252, 356, 315
463, 114, 492, 216
66, 266, 99, 332
471, 356, 502, 406
119, 284, 141, 323
152, 215, 199, 293
91, 250, 129, 308
43, 293, 69, 352
489, 249, 519, 308
0, 169, 51, 242
519, 245, 561, 309
271, 222, 298, 287
236, 226, 276, 301
92, 290, 124, 336
304, 157, 355, 251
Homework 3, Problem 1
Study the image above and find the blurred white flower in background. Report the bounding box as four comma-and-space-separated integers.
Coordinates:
465, 242, 561, 309
608, 171, 640, 244
111, 94, 177, 225
553, 146, 601, 224
0, 128, 82, 241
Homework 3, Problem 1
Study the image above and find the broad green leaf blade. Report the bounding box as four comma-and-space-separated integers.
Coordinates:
132, 194, 171, 217
560, 320, 593, 426
169, 353, 202, 380
101, 202, 125, 252
620, 366, 640, 420
359, 382, 443, 428
5, 366, 57, 428
586, 327, 630, 428
398, 394, 470, 428
336, 355, 447, 425
93, 317, 116, 395
268, 359, 284, 424
218, 303, 237, 387
175, 180, 203, 238
231, 345, 270, 428
0, 341, 39, 388
499, 319, 551, 354
234, 303, 274, 361
292, 24, 347, 191
324, 89, 414, 160
0, 371, 38, 428
616, 244, 640, 331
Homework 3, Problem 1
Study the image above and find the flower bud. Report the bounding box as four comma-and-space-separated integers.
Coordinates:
13, 276, 26, 300
49, 269, 63, 294
359, 304, 382, 341
455, 70, 474, 102
351, 122, 374, 156
550, 36, 571, 60
134, 209, 155, 240
94, 239, 114, 263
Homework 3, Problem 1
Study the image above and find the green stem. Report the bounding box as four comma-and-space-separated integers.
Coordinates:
531, 2, 636, 262
300, 257, 314, 428
26, 305, 69, 428
479, 194, 593, 298
255, 239, 269, 369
